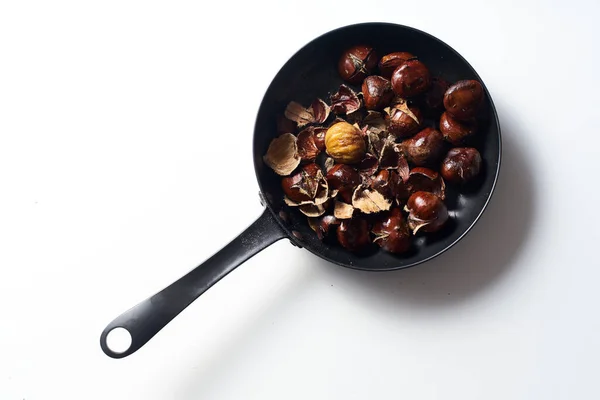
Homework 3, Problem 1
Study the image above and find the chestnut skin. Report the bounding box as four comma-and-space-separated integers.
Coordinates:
362, 76, 394, 110
378, 52, 415, 78
337, 218, 371, 252
338, 45, 378, 84
407, 167, 446, 200
439, 111, 477, 145
281, 163, 320, 203
372, 208, 411, 254
401, 127, 444, 166
391, 60, 431, 98
422, 77, 450, 112
406, 191, 449, 233
370, 169, 392, 197
440, 147, 482, 184
326, 164, 361, 203
443, 80, 484, 120
387, 104, 423, 138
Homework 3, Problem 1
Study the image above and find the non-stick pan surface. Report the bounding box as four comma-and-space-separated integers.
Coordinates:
100, 23, 501, 359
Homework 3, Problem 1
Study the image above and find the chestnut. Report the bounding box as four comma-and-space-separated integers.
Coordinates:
325, 121, 366, 164
422, 77, 450, 113
386, 102, 423, 138
407, 167, 446, 199
326, 164, 361, 203
372, 208, 411, 253
405, 191, 449, 233
391, 59, 431, 98
337, 218, 371, 252
370, 169, 392, 197
443, 80, 484, 120
311, 215, 341, 241
362, 76, 394, 110
338, 45, 378, 84
400, 127, 444, 166
440, 147, 482, 184
439, 111, 477, 145
378, 52, 415, 79
281, 163, 320, 203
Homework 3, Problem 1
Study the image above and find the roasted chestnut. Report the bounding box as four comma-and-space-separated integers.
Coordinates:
391, 60, 431, 97
401, 127, 444, 166
362, 76, 394, 110
372, 208, 411, 253
386, 101, 423, 138
337, 218, 371, 252
407, 167, 446, 199
440, 147, 482, 184
309, 215, 341, 241
325, 121, 366, 164
326, 164, 361, 203
405, 191, 449, 233
378, 52, 415, 78
439, 111, 477, 145
281, 163, 321, 203
338, 45, 378, 84
443, 80, 484, 120
370, 169, 392, 197
422, 77, 450, 113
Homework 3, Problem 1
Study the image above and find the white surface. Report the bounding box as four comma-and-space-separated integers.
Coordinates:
1, 0, 599, 399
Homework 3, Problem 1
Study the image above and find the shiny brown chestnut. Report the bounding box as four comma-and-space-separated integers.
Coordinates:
337, 218, 371, 252
386, 103, 423, 138
443, 80, 484, 120
372, 208, 411, 253
311, 215, 341, 241
391, 60, 431, 98
338, 45, 378, 84
370, 169, 392, 197
326, 164, 361, 203
405, 191, 449, 233
378, 52, 415, 78
401, 127, 444, 166
440, 147, 482, 184
281, 163, 321, 203
362, 76, 394, 110
422, 77, 450, 113
439, 111, 477, 145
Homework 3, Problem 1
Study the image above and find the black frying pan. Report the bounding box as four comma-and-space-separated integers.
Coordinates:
100, 22, 501, 358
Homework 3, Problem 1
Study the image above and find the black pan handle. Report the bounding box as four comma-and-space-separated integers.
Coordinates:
100, 208, 288, 359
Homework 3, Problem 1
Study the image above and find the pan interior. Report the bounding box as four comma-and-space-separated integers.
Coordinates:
253, 23, 501, 271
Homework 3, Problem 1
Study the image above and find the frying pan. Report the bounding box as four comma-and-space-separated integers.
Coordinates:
100, 22, 501, 358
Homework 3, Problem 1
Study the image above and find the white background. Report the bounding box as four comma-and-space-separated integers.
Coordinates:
1, 0, 599, 399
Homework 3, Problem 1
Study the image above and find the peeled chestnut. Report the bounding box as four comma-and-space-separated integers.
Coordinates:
372, 208, 411, 253
401, 127, 444, 166
281, 163, 321, 203
378, 52, 415, 78
405, 191, 449, 233
338, 45, 378, 84
439, 111, 477, 145
326, 164, 361, 203
325, 121, 366, 164
386, 103, 423, 138
391, 59, 431, 98
422, 77, 450, 113
443, 80, 484, 120
362, 76, 394, 110
337, 218, 371, 252
440, 147, 482, 184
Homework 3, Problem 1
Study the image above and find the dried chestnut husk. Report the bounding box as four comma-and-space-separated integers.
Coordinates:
333, 201, 354, 219
362, 111, 387, 135
330, 84, 362, 115
281, 163, 321, 203
378, 52, 415, 78
356, 153, 379, 178
263, 133, 301, 176
326, 164, 361, 203
384, 99, 422, 138
372, 208, 411, 253
325, 121, 366, 164
407, 167, 446, 199
405, 191, 449, 233
391, 60, 431, 98
370, 169, 393, 197
337, 218, 371, 252
309, 215, 341, 241
362, 76, 394, 110
400, 127, 444, 166
422, 77, 450, 113
352, 184, 392, 214
284, 99, 330, 127
297, 128, 320, 162
440, 147, 482, 184
439, 111, 477, 145
338, 45, 378, 84
443, 80, 484, 121
389, 170, 411, 202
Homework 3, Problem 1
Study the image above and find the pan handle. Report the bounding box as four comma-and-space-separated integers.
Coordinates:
100, 208, 288, 359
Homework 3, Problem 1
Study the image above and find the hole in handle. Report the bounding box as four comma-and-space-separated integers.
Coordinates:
105, 327, 132, 354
